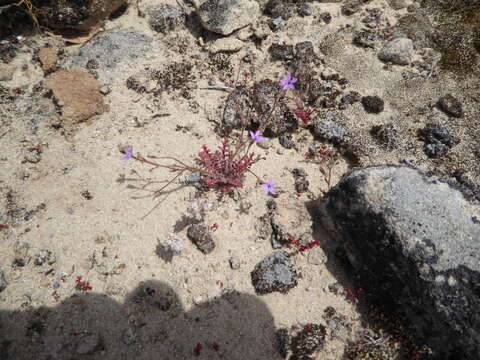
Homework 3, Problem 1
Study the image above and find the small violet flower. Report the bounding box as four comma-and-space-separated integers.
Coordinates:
279, 73, 297, 90
121, 146, 133, 161
249, 130, 265, 143
262, 178, 278, 195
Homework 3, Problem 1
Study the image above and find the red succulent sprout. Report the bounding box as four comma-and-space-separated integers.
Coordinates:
293, 105, 316, 125
75, 276, 92, 291
196, 138, 261, 193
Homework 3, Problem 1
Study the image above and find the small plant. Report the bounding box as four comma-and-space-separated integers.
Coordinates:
304, 143, 340, 193
75, 276, 92, 292
196, 138, 262, 193
293, 105, 316, 125
287, 235, 321, 254
122, 136, 266, 197
120, 74, 305, 199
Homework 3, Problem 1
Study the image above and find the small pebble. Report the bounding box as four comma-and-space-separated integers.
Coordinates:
257, 138, 272, 149
361, 95, 384, 113
229, 256, 241, 270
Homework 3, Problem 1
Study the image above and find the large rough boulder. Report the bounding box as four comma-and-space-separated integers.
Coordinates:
196, 0, 260, 35
320, 166, 480, 359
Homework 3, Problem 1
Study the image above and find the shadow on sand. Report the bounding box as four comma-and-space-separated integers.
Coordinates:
0, 280, 281, 360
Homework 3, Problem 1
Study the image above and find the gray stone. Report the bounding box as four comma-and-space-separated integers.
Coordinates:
69, 29, 153, 82
371, 123, 399, 149
378, 37, 414, 65
196, 0, 260, 35
187, 224, 215, 254
313, 119, 347, 144
269, 16, 285, 31
0, 269, 7, 292
321, 165, 480, 359
297, 2, 313, 17
353, 30, 379, 49
147, 5, 184, 33
34, 250, 56, 266
251, 251, 298, 294
229, 256, 241, 270
420, 123, 459, 158
256, 138, 272, 149
223, 89, 250, 128
13, 241, 30, 267
438, 94, 464, 118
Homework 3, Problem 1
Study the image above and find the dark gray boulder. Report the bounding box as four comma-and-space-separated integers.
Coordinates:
320, 165, 480, 359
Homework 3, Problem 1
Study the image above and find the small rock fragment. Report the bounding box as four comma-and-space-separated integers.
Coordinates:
45, 69, 106, 125
297, 3, 313, 17
292, 168, 309, 193
0, 269, 7, 292
378, 37, 414, 65
279, 135, 295, 149
229, 256, 241, 270
361, 95, 384, 113
187, 224, 215, 254
38, 47, 59, 73
147, 5, 184, 33
34, 250, 56, 266
438, 94, 464, 118
257, 138, 272, 149
321, 67, 339, 81
295, 41, 317, 63
251, 251, 298, 294
313, 119, 347, 144
196, 0, 260, 35
371, 123, 399, 149
13, 241, 30, 267
420, 123, 459, 158
319, 12, 332, 24
209, 37, 244, 53
291, 324, 327, 357
269, 43, 295, 61
339, 90, 361, 109
269, 16, 285, 31
353, 30, 379, 48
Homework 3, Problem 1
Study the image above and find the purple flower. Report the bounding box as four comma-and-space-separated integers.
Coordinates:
279, 73, 297, 90
262, 178, 278, 195
121, 146, 133, 161
249, 130, 265, 143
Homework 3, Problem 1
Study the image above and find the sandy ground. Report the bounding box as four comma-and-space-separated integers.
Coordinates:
0, 0, 479, 359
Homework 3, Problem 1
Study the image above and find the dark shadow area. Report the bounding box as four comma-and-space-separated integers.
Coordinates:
0, 280, 281, 359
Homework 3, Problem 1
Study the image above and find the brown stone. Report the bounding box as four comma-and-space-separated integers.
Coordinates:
45, 69, 106, 124
38, 47, 59, 73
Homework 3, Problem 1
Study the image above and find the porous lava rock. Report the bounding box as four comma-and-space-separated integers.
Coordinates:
320, 165, 480, 359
